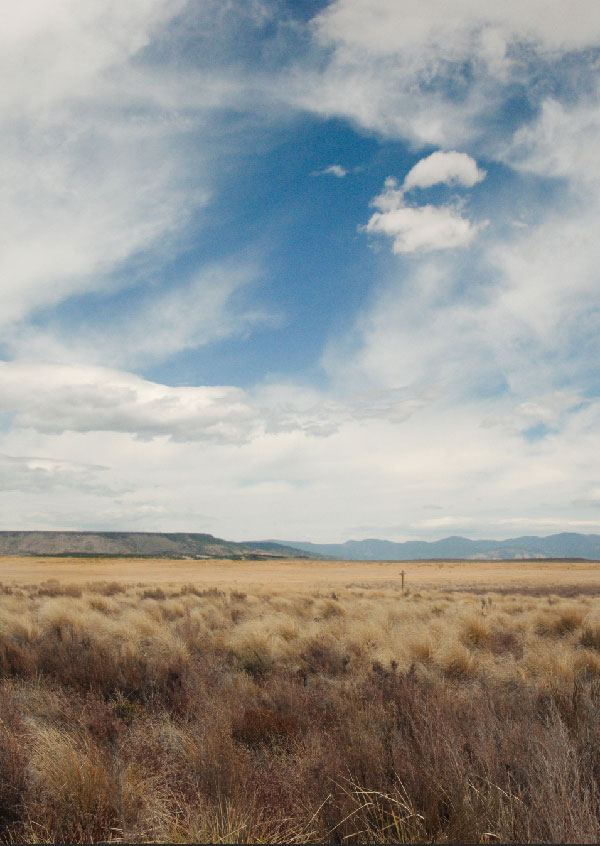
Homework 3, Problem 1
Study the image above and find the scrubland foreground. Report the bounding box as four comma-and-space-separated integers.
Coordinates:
0, 574, 600, 842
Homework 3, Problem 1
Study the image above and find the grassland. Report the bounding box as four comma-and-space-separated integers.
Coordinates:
0, 557, 599, 842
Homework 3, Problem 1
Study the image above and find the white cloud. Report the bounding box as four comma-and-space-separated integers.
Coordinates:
413, 515, 477, 530
363, 177, 485, 253
313, 164, 347, 177
0, 453, 117, 495
0, 118, 199, 327
0, 2, 187, 325
479, 95, 600, 381
508, 98, 600, 185
257, 383, 437, 437
0, 2, 185, 112
481, 392, 586, 434
1, 370, 600, 540
0, 0, 263, 341
6, 261, 274, 369
403, 151, 486, 191
0, 362, 259, 444
328, 210, 600, 404
496, 518, 600, 529
312, 0, 600, 60
516, 394, 584, 426
481, 204, 600, 362
282, 0, 600, 148
0, 360, 435, 445
365, 204, 483, 253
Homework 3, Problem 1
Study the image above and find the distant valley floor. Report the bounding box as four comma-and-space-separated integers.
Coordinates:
1, 556, 600, 595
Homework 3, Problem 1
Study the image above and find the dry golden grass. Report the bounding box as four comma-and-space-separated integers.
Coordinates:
0, 573, 599, 689
0, 558, 598, 842
1, 578, 599, 679
1, 554, 600, 593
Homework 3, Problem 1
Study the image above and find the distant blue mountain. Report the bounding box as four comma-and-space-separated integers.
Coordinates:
255, 532, 600, 561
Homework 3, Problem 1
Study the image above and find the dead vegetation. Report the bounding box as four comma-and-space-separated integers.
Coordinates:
0, 576, 599, 842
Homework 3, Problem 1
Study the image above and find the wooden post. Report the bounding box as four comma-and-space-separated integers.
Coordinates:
401, 570, 405, 595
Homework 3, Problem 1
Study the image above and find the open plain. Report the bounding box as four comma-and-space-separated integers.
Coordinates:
0, 557, 599, 843
2, 554, 600, 593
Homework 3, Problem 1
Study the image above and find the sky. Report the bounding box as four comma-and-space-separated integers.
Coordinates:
2, 0, 600, 543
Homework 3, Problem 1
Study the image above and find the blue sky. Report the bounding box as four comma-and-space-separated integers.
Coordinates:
2, 0, 600, 541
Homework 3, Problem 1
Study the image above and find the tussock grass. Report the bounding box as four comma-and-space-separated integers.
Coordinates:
0, 579, 598, 841
535, 605, 587, 637
580, 622, 600, 651
459, 613, 491, 648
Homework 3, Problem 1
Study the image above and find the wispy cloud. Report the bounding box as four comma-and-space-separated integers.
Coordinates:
0, 453, 117, 495
312, 164, 347, 177
0, 0, 268, 352
6, 260, 275, 369
296, 0, 600, 146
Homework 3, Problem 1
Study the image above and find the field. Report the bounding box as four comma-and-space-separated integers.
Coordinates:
2, 555, 600, 592
0, 557, 599, 842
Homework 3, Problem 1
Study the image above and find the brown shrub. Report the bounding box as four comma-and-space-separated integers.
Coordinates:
580, 623, 600, 651
180, 585, 225, 599
230, 590, 247, 601
300, 638, 350, 675
318, 598, 345, 619
141, 587, 167, 601
87, 580, 127, 596
87, 595, 113, 613
37, 580, 82, 598
232, 707, 299, 749
0, 702, 28, 831
0, 641, 33, 679
536, 606, 585, 637
487, 628, 524, 658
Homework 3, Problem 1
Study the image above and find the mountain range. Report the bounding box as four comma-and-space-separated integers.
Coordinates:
257, 532, 600, 561
0, 531, 312, 559
0, 530, 598, 560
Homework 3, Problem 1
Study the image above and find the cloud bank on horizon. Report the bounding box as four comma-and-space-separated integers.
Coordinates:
2, 0, 600, 542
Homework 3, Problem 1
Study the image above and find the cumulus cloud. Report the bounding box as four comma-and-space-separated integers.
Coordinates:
0, 362, 259, 444
363, 177, 485, 253
403, 151, 486, 191
0, 361, 433, 445
365, 203, 483, 253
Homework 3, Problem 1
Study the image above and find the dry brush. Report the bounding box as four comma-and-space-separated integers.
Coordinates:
0, 578, 598, 842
